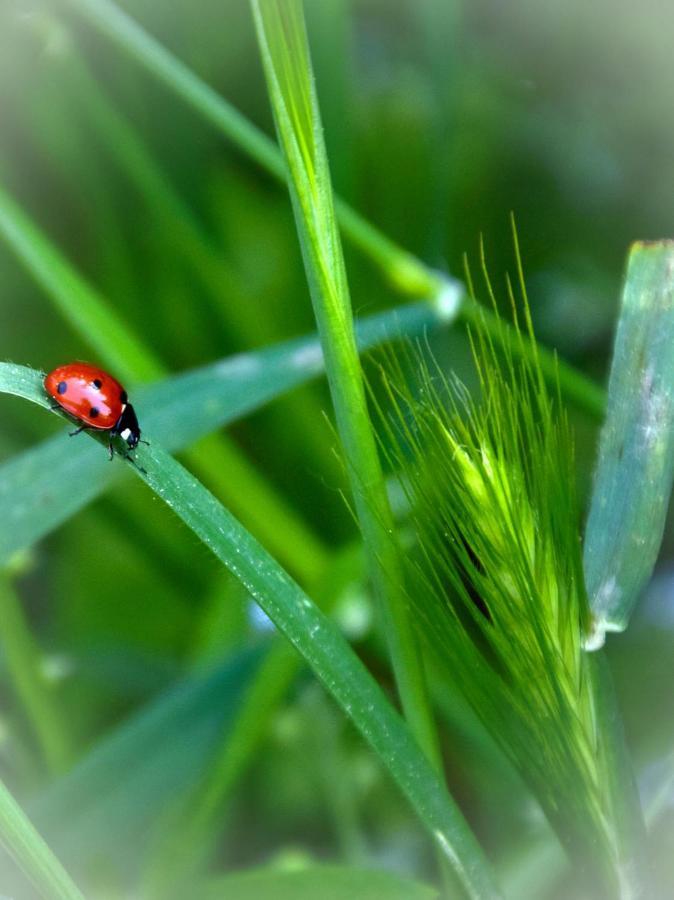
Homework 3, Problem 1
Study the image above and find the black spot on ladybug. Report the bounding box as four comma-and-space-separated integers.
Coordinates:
89, 407, 100, 419
92, 378, 102, 389
120, 390, 128, 404
57, 381, 67, 395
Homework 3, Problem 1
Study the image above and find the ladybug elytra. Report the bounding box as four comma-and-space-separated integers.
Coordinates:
44, 363, 143, 462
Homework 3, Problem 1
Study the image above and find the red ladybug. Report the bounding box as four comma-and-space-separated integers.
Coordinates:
44, 363, 142, 461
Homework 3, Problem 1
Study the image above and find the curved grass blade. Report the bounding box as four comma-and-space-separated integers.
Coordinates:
584, 241, 674, 645
0, 301, 444, 566
0, 369, 501, 899
134, 442, 500, 898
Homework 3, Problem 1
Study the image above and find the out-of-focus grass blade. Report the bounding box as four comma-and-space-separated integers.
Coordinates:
584, 241, 674, 646
196, 865, 438, 900
0, 779, 85, 900
31, 649, 261, 870
0, 185, 159, 384
0, 300, 443, 566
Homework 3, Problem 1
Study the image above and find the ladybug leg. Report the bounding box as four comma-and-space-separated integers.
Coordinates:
108, 434, 115, 462
68, 425, 88, 437
124, 452, 147, 476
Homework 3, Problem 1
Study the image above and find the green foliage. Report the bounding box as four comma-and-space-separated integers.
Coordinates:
250, 0, 443, 790
0, 302, 447, 568
376, 249, 628, 893
0, 363, 499, 899
1, 0, 673, 897
584, 241, 674, 641
197, 864, 438, 900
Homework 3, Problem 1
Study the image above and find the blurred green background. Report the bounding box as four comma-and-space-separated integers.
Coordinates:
1, 1, 673, 897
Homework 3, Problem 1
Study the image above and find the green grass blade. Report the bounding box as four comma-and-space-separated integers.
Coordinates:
32, 650, 262, 869
250, 0, 442, 780
0, 184, 160, 385
0, 778, 85, 900
60, 0, 604, 420
584, 241, 674, 645
137, 442, 499, 898
196, 864, 438, 900
0, 302, 447, 567
60, 0, 436, 297
0, 368, 501, 899
0, 574, 71, 773
143, 543, 364, 894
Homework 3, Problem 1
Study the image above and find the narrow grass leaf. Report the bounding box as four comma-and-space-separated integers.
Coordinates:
0, 574, 72, 773
0, 364, 501, 898
0, 779, 85, 900
584, 241, 674, 643
251, 0, 444, 797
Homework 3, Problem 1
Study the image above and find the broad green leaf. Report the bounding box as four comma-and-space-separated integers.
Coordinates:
584, 241, 674, 645
0, 301, 442, 566
32, 649, 262, 870
197, 864, 438, 900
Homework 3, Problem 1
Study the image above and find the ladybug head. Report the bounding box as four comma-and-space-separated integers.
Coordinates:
114, 403, 141, 449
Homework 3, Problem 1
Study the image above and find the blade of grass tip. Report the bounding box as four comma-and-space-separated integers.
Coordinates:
0, 180, 328, 584
584, 241, 674, 647
0, 368, 501, 899
0, 779, 85, 900
250, 0, 442, 772
0, 573, 72, 774
60, 0, 604, 419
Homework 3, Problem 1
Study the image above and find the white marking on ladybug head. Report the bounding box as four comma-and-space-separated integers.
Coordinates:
120, 428, 132, 442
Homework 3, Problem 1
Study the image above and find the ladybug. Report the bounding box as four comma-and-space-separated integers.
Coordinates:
44, 363, 143, 462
